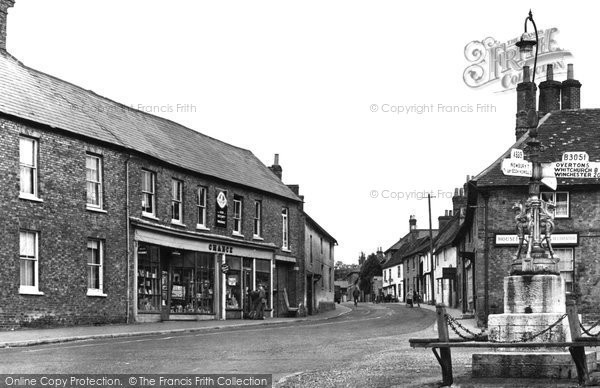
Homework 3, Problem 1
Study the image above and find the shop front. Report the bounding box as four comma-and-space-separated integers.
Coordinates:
133, 224, 275, 322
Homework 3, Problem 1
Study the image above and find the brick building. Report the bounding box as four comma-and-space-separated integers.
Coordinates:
0, 0, 312, 328
304, 212, 337, 315
461, 64, 600, 325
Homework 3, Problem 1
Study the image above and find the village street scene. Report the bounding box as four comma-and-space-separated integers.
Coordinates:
2, 1, 600, 387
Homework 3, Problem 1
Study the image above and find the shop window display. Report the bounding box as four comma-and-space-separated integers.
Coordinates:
226, 256, 242, 309
255, 259, 271, 307
170, 252, 215, 314
137, 245, 161, 312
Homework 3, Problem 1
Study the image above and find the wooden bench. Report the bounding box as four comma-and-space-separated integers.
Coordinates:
283, 288, 299, 317
408, 302, 600, 386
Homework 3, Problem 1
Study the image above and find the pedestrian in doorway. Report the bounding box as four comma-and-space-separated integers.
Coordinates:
413, 290, 420, 308
352, 287, 360, 307
257, 284, 267, 319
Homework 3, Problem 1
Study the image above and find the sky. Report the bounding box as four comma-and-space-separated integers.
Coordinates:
6, 1, 600, 264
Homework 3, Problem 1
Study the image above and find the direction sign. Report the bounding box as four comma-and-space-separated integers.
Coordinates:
501, 158, 532, 177
511, 148, 525, 159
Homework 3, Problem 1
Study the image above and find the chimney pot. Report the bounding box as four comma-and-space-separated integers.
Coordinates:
269, 154, 283, 180
523, 66, 531, 82
538, 64, 561, 114
561, 64, 582, 110
567, 64, 574, 80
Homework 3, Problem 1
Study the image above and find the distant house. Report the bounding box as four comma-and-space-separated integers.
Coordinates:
304, 212, 337, 315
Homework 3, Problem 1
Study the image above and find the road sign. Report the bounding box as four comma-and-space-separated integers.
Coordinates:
511, 148, 525, 159
501, 158, 532, 177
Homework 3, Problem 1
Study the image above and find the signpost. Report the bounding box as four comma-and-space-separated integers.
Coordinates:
501, 150, 600, 190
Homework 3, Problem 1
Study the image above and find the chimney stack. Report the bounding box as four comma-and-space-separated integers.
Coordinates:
515, 66, 538, 140
269, 153, 283, 180
409, 215, 417, 231
452, 187, 467, 217
538, 64, 561, 115
561, 64, 582, 110
438, 210, 453, 230
0, 0, 15, 52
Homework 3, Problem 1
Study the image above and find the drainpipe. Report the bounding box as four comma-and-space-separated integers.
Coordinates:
483, 193, 490, 325
126, 155, 131, 324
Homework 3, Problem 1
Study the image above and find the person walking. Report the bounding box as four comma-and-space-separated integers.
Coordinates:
413, 290, 420, 308
352, 287, 360, 307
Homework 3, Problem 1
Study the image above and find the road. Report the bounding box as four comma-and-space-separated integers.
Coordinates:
0, 303, 442, 387
1, 304, 588, 387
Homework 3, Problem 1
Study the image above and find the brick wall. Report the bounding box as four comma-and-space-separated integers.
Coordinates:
127, 157, 306, 309
473, 185, 600, 324
0, 117, 128, 329
0, 116, 306, 329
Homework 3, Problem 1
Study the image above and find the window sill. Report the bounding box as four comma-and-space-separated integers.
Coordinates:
142, 213, 159, 221
196, 225, 210, 231
19, 194, 43, 202
281, 248, 291, 253
87, 290, 108, 297
86, 206, 107, 214
252, 236, 264, 241
19, 287, 44, 296
171, 221, 187, 227
232, 232, 244, 238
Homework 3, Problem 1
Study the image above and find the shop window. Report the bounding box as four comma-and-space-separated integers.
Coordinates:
225, 256, 242, 309
87, 239, 105, 296
86, 154, 103, 210
555, 247, 574, 292
197, 186, 207, 228
170, 251, 215, 314
541, 192, 569, 218
141, 170, 156, 217
137, 245, 161, 312
19, 136, 38, 199
255, 259, 271, 308
19, 230, 41, 294
233, 196, 243, 235
171, 179, 183, 223
253, 201, 262, 238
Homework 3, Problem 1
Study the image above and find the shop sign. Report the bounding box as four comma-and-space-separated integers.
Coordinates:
495, 233, 578, 246
228, 275, 238, 286
209, 243, 233, 254
221, 263, 230, 274
215, 190, 228, 228
172, 285, 184, 299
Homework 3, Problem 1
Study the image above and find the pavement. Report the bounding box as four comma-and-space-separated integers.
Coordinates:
0, 305, 352, 348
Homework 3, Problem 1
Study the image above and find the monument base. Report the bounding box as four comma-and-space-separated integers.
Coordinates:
472, 351, 597, 379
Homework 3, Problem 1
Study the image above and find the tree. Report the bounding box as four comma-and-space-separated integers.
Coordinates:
358, 253, 382, 294
334, 261, 359, 281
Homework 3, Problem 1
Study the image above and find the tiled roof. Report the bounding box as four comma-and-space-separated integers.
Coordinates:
0, 52, 300, 201
432, 214, 461, 255
475, 110, 600, 187
384, 229, 430, 254
385, 234, 436, 268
